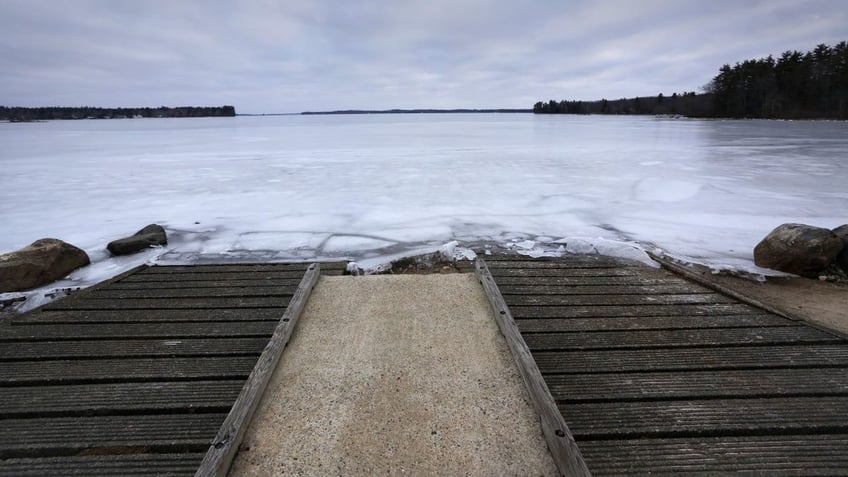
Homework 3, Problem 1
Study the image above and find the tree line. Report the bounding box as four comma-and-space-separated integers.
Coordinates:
302, 108, 530, 114
706, 41, 847, 118
533, 92, 712, 116
0, 105, 236, 121
535, 41, 848, 119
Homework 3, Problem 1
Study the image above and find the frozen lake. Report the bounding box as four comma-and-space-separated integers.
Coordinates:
2, 114, 847, 291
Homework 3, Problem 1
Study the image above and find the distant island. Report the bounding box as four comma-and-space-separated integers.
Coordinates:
0, 105, 236, 122
535, 40, 847, 119
302, 108, 530, 115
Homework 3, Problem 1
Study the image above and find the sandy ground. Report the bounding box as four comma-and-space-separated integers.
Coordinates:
229, 273, 557, 476
677, 268, 848, 336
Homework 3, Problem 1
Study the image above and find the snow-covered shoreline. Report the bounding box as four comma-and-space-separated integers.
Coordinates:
2, 114, 845, 311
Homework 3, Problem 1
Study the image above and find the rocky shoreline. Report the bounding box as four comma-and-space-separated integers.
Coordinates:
1, 221, 845, 316
754, 223, 848, 282
0, 224, 167, 293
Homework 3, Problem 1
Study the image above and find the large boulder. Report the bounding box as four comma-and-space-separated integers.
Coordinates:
107, 224, 167, 256
754, 223, 843, 278
834, 224, 848, 271
0, 238, 90, 292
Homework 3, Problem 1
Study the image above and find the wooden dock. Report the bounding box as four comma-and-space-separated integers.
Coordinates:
2, 256, 847, 475
0, 262, 344, 476
478, 255, 848, 475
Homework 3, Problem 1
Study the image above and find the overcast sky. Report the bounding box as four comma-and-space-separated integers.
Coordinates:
1, 0, 846, 113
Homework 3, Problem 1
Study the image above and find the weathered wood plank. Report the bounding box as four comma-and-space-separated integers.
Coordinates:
561, 396, 848, 439
507, 293, 735, 306
85, 287, 296, 299
15, 308, 283, 324
534, 345, 848, 374
120, 271, 310, 282
0, 338, 268, 360
485, 259, 632, 269
547, 368, 848, 402
492, 275, 691, 286
510, 303, 760, 318
196, 263, 321, 477
523, 326, 840, 351
106, 279, 304, 290
0, 321, 275, 341
499, 283, 711, 295
141, 263, 333, 274
0, 414, 227, 458
0, 381, 243, 418
578, 434, 848, 475
44, 296, 290, 311
0, 453, 205, 477
75, 265, 150, 293
488, 268, 641, 278
0, 357, 259, 385
517, 314, 793, 332
651, 253, 804, 323
474, 259, 591, 477
494, 255, 848, 475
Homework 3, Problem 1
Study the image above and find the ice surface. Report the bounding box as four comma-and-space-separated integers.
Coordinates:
2, 115, 846, 305
440, 240, 477, 261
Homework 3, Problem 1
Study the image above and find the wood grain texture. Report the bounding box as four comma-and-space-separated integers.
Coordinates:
485, 259, 631, 269
578, 434, 848, 475
516, 314, 792, 332
0, 380, 243, 418
0, 414, 227, 458
0, 321, 276, 341
649, 253, 803, 321
84, 286, 296, 299
105, 279, 304, 290
44, 296, 290, 311
561, 396, 848, 438
0, 337, 269, 360
475, 258, 590, 477
0, 356, 259, 385
15, 308, 283, 324
510, 303, 760, 318
498, 283, 710, 295
489, 255, 848, 474
534, 344, 848, 374
0, 453, 205, 477
491, 275, 689, 286
546, 368, 848, 402
0, 261, 331, 475
120, 271, 311, 283
137, 263, 334, 274
522, 326, 840, 350
507, 293, 735, 306
195, 263, 321, 477
488, 268, 640, 278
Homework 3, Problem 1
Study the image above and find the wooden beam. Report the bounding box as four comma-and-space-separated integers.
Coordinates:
649, 253, 848, 341
474, 258, 591, 477
195, 263, 321, 477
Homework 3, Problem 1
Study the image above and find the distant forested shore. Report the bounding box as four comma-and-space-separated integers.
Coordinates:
535, 41, 848, 119
302, 108, 530, 115
534, 92, 712, 116
0, 105, 236, 121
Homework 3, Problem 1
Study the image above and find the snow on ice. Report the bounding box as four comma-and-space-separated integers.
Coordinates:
1, 114, 846, 306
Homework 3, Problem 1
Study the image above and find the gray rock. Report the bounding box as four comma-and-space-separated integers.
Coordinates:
107, 224, 167, 256
754, 223, 844, 278
0, 238, 90, 292
833, 224, 848, 271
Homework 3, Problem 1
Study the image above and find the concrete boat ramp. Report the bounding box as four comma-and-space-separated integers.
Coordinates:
1, 256, 847, 475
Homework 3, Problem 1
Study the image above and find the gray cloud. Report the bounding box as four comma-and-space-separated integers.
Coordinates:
1, 0, 845, 112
